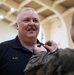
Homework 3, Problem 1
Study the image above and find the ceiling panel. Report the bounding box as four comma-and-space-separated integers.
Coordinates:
60, 0, 74, 8
0, 0, 74, 26
23, 1, 42, 10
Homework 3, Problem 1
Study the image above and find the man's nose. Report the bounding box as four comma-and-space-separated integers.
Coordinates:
29, 20, 34, 25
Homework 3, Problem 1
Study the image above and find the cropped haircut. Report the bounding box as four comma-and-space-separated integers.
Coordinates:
16, 7, 36, 22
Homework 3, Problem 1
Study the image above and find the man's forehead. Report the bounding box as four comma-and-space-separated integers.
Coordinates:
22, 10, 37, 15
21, 10, 39, 19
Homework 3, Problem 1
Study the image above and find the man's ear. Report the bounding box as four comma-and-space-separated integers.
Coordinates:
16, 23, 18, 30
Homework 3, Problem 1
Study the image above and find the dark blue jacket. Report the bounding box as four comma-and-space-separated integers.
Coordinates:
0, 36, 43, 75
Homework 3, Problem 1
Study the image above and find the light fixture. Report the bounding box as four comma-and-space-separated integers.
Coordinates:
10, 8, 15, 12
0, 15, 3, 19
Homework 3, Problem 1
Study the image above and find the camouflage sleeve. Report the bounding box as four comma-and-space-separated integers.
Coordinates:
24, 48, 74, 75
58, 48, 74, 75
24, 51, 60, 75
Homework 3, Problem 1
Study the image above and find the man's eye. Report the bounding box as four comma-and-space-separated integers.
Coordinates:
33, 20, 39, 22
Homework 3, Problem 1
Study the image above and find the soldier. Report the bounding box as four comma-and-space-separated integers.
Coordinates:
24, 12, 74, 75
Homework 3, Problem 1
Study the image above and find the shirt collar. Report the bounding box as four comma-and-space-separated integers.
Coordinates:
13, 36, 44, 52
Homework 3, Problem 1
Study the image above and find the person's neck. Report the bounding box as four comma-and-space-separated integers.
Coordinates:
21, 41, 36, 48
18, 36, 37, 48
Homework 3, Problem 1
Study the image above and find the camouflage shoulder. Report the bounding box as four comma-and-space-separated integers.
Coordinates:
58, 48, 74, 56
24, 51, 59, 75
58, 48, 74, 74
24, 51, 47, 72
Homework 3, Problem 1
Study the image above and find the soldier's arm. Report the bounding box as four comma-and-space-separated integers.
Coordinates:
24, 51, 60, 75
24, 50, 59, 75
24, 40, 59, 75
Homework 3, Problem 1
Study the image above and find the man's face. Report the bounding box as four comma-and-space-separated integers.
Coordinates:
17, 10, 40, 39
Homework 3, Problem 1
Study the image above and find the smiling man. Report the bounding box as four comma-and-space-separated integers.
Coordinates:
16, 8, 40, 47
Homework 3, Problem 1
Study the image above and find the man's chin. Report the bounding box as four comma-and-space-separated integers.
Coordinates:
28, 35, 36, 38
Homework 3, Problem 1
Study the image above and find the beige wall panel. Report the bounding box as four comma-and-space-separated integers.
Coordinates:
42, 19, 69, 48
0, 23, 17, 43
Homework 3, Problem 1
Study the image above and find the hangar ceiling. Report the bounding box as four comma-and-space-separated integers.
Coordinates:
0, 0, 74, 26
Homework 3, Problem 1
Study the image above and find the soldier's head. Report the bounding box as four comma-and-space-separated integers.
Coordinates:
70, 12, 74, 43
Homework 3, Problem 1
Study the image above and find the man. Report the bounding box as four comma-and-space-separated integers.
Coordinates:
24, 12, 74, 75
0, 8, 58, 75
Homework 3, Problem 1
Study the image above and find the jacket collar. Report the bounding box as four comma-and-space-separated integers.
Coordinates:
13, 36, 43, 49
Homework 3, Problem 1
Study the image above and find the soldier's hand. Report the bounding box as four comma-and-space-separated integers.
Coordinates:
34, 44, 47, 54
44, 40, 58, 52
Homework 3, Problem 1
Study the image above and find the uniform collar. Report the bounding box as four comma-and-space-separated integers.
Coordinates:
13, 36, 23, 49
13, 36, 44, 52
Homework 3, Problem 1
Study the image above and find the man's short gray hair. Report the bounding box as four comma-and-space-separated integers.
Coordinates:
16, 7, 36, 22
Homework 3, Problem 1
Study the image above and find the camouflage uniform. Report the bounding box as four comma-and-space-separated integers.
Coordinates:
24, 48, 74, 75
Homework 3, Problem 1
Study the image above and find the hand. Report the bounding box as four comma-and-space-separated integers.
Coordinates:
44, 40, 58, 52
34, 44, 47, 54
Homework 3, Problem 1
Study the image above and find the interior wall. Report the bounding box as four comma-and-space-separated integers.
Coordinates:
37, 26, 46, 43
42, 19, 69, 48
0, 22, 17, 43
